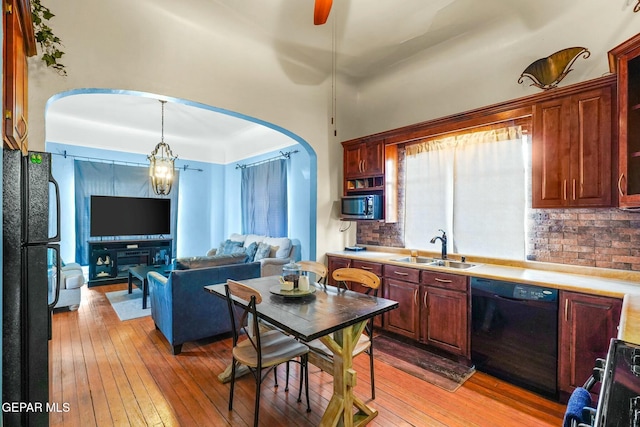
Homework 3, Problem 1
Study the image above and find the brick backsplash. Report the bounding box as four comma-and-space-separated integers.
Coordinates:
356, 147, 640, 271
527, 208, 640, 271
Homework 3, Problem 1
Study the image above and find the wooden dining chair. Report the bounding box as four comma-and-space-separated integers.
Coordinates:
303, 267, 381, 400
298, 260, 328, 285
224, 280, 311, 427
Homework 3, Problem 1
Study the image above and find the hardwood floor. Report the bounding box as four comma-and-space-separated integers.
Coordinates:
49, 283, 566, 426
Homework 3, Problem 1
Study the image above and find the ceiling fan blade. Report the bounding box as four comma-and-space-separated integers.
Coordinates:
314, 0, 333, 25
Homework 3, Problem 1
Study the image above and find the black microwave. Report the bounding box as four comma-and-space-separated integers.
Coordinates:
341, 194, 383, 220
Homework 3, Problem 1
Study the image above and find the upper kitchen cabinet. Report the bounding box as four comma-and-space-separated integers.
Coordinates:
3, 0, 36, 153
342, 137, 398, 222
344, 138, 384, 179
609, 34, 640, 208
532, 78, 615, 208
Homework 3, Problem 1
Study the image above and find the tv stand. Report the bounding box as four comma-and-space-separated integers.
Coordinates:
87, 238, 172, 286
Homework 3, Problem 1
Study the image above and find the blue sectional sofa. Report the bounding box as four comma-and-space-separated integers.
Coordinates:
148, 258, 261, 354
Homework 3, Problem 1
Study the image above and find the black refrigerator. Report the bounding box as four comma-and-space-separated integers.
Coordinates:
2, 149, 60, 427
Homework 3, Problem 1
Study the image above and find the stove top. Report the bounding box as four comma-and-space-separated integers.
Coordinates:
595, 339, 640, 427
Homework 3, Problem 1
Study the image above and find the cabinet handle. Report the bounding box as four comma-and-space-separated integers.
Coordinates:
563, 179, 567, 200
414, 289, 418, 306
618, 173, 626, 197
564, 299, 569, 322
362, 159, 366, 172
434, 277, 452, 283
393, 271, 409, 276
360, 266, 372, 270
572, 179, 576, 200
423, 290, 428, 308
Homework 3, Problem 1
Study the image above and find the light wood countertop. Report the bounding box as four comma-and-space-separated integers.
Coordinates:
327, 246, 640, 344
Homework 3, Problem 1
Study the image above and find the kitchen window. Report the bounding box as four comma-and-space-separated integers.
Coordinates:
404, 125, 528, 259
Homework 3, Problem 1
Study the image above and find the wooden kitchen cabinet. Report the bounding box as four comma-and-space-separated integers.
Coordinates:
341, 137, 398, 222
532, 81, 614, 208
3, 0, 36, 152
420, 271, 469, 357
558, 291, 621, 401
384, 277, 420, 340
609, 34, 640, 208
383, 264, 420, 340
343, 139, 384, 179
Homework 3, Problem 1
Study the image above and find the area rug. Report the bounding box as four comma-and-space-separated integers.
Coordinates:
374, 335, 475, 392
105, 289, 151, 321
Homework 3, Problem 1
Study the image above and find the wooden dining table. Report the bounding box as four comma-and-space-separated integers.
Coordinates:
204, 275, 399, 427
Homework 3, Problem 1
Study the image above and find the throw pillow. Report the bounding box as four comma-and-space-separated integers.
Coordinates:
219, 239, 243, 255
244, 241, 259, 262
253, 242, 272, 261
263, 237, 292, 258
230, 245, 246, 256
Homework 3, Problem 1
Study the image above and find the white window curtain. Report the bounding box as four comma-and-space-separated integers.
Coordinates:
404, 126, 526, 259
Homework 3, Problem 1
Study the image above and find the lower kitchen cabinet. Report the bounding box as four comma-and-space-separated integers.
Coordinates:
558, 291, 622, 400
327, 253, 629, 402
382, 264, 421, 339
420, 271, 469, 357
383, 277, 420, 339
382, 264, 470, 357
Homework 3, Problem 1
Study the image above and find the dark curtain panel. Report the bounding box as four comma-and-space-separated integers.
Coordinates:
74, 161, 179, 265
241, 159, 287, 237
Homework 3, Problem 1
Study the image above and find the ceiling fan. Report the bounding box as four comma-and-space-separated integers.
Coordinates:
314, 0, 333, 25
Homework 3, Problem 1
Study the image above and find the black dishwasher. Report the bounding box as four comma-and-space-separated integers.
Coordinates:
471, 277, 558, 399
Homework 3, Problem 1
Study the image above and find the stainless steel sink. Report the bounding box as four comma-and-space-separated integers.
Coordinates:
428, 259, 477, 269
393, 256, 478, 269
392, 256, 436, 264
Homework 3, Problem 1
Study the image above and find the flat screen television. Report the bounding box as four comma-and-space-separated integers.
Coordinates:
90, 195, 171, 237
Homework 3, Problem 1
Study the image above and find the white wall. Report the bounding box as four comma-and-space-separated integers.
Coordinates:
343, 3, 639, 140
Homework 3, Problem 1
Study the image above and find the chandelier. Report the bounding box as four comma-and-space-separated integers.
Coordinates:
148, 100, 177, 195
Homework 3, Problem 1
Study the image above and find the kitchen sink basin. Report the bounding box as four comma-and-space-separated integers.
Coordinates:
428, 259, 477, 269
392, 256, 436, 264
393, 256, 478, 270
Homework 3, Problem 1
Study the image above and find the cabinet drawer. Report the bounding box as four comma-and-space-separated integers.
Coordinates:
352, 260, 382, 276
383, 264, 420, 282
420, 270, 467, 292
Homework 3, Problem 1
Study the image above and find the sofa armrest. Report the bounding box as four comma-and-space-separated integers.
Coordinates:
148, 271, 172, 337
260, 257, 290, 277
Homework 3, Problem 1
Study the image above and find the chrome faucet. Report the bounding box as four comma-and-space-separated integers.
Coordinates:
430, 229, 447, 259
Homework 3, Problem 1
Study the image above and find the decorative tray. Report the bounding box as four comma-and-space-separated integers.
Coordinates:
269, 285, 316, 297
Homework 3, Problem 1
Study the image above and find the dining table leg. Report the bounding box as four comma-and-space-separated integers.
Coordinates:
318, 320, 377, 427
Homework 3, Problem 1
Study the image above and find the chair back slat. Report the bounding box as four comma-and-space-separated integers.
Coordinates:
299, 260, 328, 284
332, 268, 380, 291
227, 279, 263, 304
